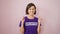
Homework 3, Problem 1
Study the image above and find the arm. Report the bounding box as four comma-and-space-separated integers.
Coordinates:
20, 17, 25, 34
37, 17, 41, 34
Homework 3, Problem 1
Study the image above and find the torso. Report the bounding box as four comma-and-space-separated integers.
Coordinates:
24, 16, 38, 34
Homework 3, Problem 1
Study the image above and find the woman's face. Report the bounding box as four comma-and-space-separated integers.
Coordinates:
28, 6, 35, 15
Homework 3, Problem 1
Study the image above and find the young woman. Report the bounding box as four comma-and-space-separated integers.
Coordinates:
19, 3, 41, 34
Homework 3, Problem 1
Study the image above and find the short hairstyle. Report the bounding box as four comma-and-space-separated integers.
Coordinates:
26, 3, 36, 15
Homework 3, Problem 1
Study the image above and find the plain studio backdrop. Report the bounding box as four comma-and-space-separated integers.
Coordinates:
0, 0, 60, 34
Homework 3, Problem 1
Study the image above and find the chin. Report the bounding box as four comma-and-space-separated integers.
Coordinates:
30, 14, 34, 16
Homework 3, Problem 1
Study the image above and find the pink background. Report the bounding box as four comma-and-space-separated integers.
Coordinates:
0, 0, 60, 34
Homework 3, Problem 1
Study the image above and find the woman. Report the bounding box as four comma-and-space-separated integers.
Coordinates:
19, 3, 41, 34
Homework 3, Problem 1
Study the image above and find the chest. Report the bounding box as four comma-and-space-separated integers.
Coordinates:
25, 22, 38, 26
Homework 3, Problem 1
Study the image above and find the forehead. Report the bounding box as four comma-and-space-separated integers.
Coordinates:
29, 6, 35, 9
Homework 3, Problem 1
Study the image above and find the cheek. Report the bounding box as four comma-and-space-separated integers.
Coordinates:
33, 10, 35, 13
28, 10, 31, 13
32, 9, 35, 13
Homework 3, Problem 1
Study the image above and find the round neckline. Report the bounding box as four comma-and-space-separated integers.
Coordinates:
26, 16, 35, 20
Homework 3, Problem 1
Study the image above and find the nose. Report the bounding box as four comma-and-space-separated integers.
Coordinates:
30, 9, 34, 12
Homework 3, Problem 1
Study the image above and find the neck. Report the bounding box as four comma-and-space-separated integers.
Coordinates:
27, 15, 35, 19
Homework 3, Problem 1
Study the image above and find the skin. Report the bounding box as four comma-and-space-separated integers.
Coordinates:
37, 16, 41, 34
20, 17, 24, 34
20, 6, 41, 34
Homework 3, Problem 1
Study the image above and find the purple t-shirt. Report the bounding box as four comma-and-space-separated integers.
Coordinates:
19, 16, 41, 34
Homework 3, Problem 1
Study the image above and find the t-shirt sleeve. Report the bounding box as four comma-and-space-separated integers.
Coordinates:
19, 21, 22, 27
40, 24, 41, 26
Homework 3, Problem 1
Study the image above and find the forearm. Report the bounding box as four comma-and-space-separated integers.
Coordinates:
37, 24, 41, 34
20, 27, 24, 34
37, 27, 41, 34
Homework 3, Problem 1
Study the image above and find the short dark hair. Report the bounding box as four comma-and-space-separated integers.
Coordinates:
26, 3, 36, 15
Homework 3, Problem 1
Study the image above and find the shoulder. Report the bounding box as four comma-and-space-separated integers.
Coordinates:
34, 16, 41, 19
34, 16, 38, 19
21, 16, 27, 19
35, 16, 43, 21
20, 16, 26, 21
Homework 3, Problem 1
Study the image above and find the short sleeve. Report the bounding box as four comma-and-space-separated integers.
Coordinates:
40, 24, 41, 26
19, 21, 22, 27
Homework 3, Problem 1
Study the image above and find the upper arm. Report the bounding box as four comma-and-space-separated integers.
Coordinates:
19, 17, 25, 27
19, 21, 22, 27
38, 16, 41, 26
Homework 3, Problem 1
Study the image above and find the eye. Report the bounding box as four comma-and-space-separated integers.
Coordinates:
29, 8, 31, 10
32, 8, 35, 10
